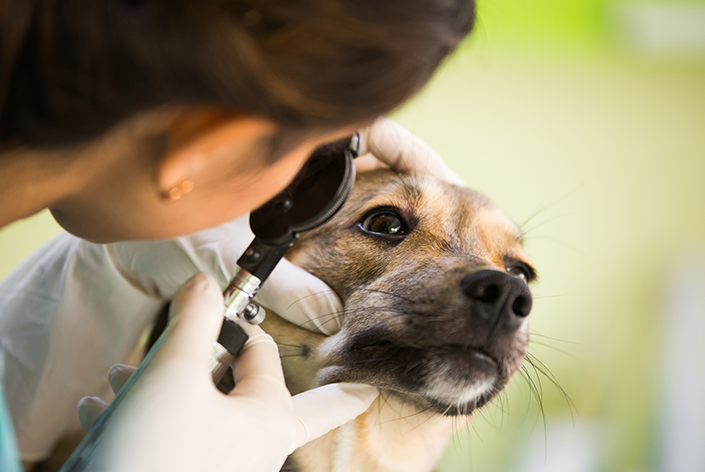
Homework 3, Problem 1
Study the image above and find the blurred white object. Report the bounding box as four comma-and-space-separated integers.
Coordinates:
516, 420, 602, 472
658, 249, 705, 472
611, 2, 705, 58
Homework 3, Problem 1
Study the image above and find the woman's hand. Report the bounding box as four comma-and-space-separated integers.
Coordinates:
357, 116, 464, 185
78, 273, 378, 472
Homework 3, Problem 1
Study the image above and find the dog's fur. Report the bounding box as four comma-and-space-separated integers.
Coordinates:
261, 169, 535, 472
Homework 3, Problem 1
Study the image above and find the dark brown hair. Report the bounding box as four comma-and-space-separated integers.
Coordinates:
0, 0, 474, 151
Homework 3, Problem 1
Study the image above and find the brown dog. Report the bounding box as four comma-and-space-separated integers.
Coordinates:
261, 169, 536, 472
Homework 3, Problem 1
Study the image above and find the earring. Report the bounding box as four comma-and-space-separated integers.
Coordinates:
162, 179, 194, 201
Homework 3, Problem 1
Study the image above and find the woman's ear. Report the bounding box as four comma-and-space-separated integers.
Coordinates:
155, 111, 276, 199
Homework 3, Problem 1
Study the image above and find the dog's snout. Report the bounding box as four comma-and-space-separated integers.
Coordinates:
460, 270, 532, 326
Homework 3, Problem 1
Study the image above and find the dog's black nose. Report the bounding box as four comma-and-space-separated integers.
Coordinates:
460, 269, 532, 328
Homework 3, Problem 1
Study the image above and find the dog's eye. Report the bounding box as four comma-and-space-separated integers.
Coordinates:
507, 265, 531, 283
361, 211, 406, 236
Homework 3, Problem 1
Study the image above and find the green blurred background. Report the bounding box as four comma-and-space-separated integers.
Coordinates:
1, 0, 704, 471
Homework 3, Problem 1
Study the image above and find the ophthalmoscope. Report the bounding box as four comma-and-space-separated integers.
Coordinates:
209, 134, 359, 392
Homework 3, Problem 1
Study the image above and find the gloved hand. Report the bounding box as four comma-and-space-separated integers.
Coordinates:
357, 116, 465, 185
77, 273, 378, 472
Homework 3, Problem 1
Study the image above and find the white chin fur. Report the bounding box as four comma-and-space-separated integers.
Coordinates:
420, 363, 495, 406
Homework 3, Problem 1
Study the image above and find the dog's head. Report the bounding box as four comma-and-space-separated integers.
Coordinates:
283, 169, 535, 416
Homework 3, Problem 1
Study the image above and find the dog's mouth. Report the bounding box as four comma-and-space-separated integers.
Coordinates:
441, 344, 498, 371
318, 333, 506, 416
356, 339, 498, 373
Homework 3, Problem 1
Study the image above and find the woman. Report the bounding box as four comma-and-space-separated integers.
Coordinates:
0, 0, 475, 470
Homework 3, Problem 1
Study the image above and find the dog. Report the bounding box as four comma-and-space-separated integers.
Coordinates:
259, 168, 535, 472
31, 168, 534, 472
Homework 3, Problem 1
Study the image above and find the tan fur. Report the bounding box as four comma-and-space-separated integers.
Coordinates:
261, 170, 535, 472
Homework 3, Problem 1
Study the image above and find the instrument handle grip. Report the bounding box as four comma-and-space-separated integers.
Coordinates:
210, 319, 248, 392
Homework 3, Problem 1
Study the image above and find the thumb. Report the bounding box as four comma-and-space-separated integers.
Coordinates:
151, 273, 225, 374
291, 383, 379, 448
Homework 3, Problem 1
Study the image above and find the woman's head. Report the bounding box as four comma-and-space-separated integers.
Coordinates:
0, 0, 475, 242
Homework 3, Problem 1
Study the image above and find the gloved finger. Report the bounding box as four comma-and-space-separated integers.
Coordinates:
291, 383, 379, 448
152, 273, 225, 376
256, 259, 343, 335
108, 364, 136, 394
229, 323, 289, 402
354, 153, 389, 173
358, 117, 465, 185
77, 396, 109, 432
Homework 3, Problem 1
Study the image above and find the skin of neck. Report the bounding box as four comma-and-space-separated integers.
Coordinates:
0, 141, 108, 229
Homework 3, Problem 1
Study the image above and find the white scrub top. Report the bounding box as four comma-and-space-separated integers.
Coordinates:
0, 217, 333, 462
0, 234, 166, 461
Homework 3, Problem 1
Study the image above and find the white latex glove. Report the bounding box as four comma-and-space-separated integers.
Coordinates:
77, 273, 378, 472
357, 116, 465, 185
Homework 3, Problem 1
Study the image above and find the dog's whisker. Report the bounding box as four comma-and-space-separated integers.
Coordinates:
292, 306, 413, 331
376, 390, 395, 427
528, 341, 579, 359
404, 405, 443, 433
278, 353, 308, 359
518, 364, 548, 451
525, 354, 566, 392
340, 287, 415, 302
282, 289, 342, 312
402, 360, 425, 376
525, 353, 577, 420
517, 184, 586, 235
276, 342, 308, 349
396, 404, 434, 423
518, 366, 542, 426
522, 235, 594, 261
529, 332, 579, 345
531, 294, 568, 300
521, 212, 572, 237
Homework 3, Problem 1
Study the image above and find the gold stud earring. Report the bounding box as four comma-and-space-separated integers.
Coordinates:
162, 179, 194, 201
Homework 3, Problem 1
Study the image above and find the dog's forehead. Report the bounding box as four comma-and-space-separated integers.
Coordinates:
349, 171, 526, 262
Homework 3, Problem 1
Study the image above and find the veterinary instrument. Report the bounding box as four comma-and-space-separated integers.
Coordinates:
58, 134, 359, 472
209, 134, 359, 390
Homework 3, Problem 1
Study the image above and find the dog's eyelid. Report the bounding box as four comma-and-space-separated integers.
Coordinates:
356, 205, 416, 239
358, 205, 413, 224
503, 258, 537, 282
357, 203, 407, 216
